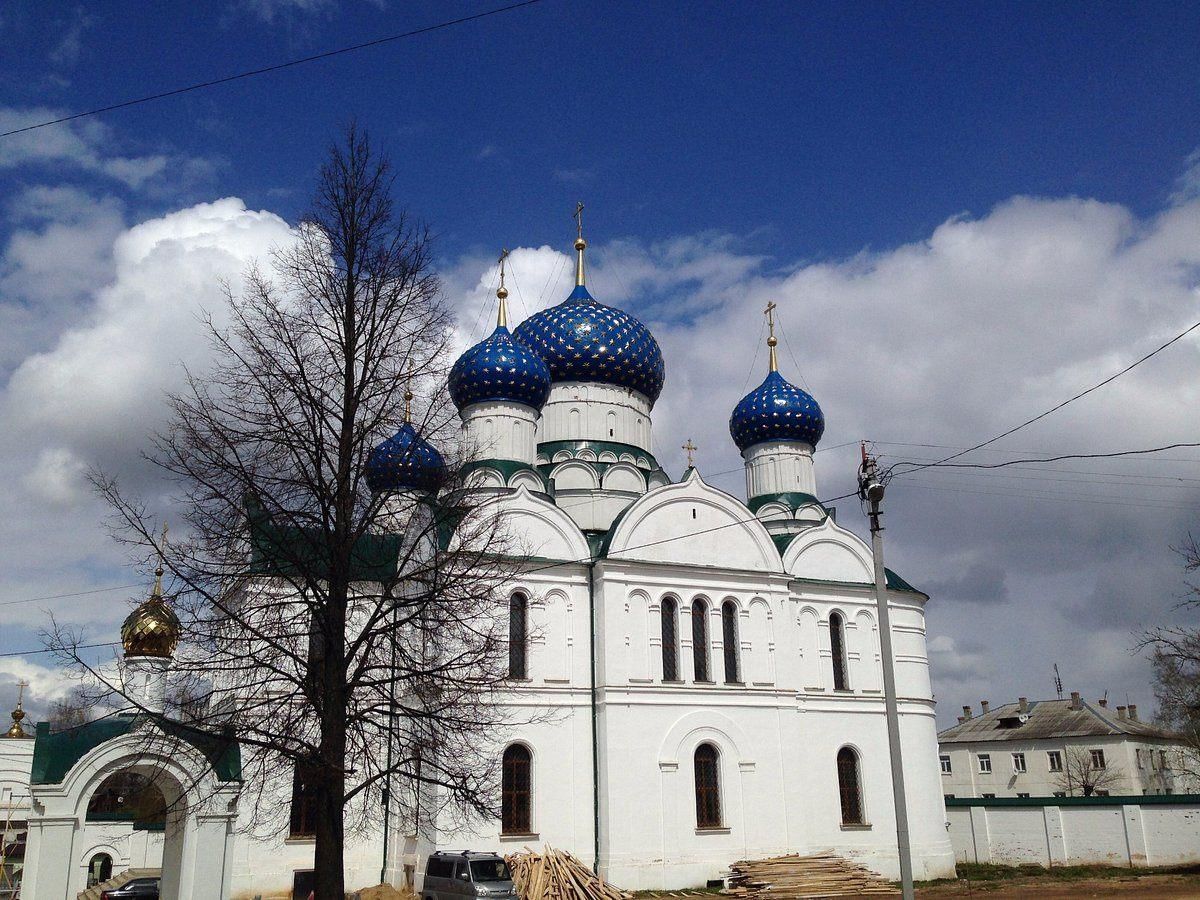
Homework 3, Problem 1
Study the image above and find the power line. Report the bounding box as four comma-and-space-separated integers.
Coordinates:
0, 583, 142, 609
894, 442, 1200, 472
0, 641, 120, 659
0, 0, 547, 139
887, 315, 1200, 477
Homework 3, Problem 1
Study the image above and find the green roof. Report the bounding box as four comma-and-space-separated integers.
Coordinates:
462, 459, 552, 492
31, 714, 241, 785
246, 498, 403, 581
747, 491, 826, 514
537, 440, 659, 470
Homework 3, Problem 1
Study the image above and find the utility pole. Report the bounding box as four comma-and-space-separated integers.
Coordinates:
858, 444, 915, 900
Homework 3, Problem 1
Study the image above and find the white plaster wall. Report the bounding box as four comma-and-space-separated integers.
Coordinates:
947, 800, 1200, 868
742, 441, 816, 499
461, 401, 540, 465
538, 382, 653, 451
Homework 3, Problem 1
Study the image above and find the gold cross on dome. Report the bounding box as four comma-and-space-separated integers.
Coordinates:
682, 438, 698, 468
764, 300, 779, 372
15, 680, 28, 706
764, 300, 777, 333
574, 201, 584, 239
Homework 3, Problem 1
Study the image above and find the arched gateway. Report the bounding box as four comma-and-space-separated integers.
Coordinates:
22, 717, 241, 898
22, 560, 241, 899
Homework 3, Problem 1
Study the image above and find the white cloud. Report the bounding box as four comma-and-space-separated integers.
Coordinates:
0, 198, 296, 633
0, 107, 205, 190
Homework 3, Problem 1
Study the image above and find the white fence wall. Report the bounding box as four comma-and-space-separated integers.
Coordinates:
947, 796, 1200, 868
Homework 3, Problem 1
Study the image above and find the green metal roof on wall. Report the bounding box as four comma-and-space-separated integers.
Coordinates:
31, 714, 241, 785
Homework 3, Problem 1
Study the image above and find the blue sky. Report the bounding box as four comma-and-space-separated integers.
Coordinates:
6, 1, 1200, 257
2, 0, 1200, 725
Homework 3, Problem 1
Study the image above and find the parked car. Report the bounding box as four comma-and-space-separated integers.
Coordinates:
423, 851, 516, 900
100, 877, 160, 900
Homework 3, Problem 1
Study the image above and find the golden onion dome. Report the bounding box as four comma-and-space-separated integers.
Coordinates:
121, 565, 181, 659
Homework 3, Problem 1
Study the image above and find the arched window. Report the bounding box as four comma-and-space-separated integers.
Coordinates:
837, 747, 864, 825
721, 600, 740, 684
87, 852, 113, 888
509, 593, 528, 679
694, 743, 722, 828
691, 598, 710, 682
829, 612, 849, 691
661, 597, 679, 681
501, 744, 532, 834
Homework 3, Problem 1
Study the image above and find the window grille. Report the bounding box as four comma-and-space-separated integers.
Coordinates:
661, 597, 678, 681
829, 612, 849, 691
691, 599, 710, 682
501, 745, 532, 834
721, 601, 739, 683
694, 743, 721, 828
837, 747, 863, 825
509, 593, 528, 679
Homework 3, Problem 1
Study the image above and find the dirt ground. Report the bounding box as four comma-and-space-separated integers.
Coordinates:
917, 872, 1200, 898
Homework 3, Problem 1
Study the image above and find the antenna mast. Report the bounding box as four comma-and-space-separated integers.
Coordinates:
1053, 663, 1064, 700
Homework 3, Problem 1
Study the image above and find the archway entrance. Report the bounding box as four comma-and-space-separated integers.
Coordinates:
20, 718, 240, 899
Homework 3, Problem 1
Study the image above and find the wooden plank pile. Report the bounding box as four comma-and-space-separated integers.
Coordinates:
505, 846, 632, 900
725, 853, 899, 898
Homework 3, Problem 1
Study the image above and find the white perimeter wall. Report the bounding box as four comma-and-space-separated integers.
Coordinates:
947, 798, 1200, 868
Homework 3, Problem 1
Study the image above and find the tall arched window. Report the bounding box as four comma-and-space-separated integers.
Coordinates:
694, 743, 722, 828
829, 612, 849, 691
837, 747, 864, 825
691, 598, 710, 682
661, 597, 679, 681
509, 593, 528, 679
501, 744, 532, 834
721, 600, 740, 684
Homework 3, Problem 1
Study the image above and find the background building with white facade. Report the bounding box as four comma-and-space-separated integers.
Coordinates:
938, 692, 1197, 800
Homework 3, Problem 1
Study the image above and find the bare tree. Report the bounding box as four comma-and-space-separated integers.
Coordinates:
1052, 746, 1125, 796
56, 126, 530, 898
1144, 534, 1200, 783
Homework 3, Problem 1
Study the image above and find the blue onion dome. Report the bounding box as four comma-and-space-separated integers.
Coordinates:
449, 324, 552, 410
730, 369, 825, 452
365, 422, 445, 493
513, 284, 665, 403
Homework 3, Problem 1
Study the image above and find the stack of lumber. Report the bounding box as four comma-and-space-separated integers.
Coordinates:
725, 853, 898, 898
505, 846, 632, 900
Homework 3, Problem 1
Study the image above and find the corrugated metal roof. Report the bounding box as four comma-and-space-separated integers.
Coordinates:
938, 698, 1176, 743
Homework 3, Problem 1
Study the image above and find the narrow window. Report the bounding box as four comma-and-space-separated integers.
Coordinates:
501, 745, 532, 834
509, 593, 528, 679
1012, 752, 1026, 773
694, 743, 721, 828
691, 599, 710, 682
661, 597, 679, 681
829, 612, 849, 691
721, 601, 740, 683
939, 754, 952, 774
289, 765, 318, 837
1047, 750, 1063, 772
978, 754, 992, 774
1090, 749, 1106, 770
837, 747, 864, 825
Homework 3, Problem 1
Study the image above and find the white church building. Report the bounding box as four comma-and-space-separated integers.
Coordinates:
7, 221, 956, 897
